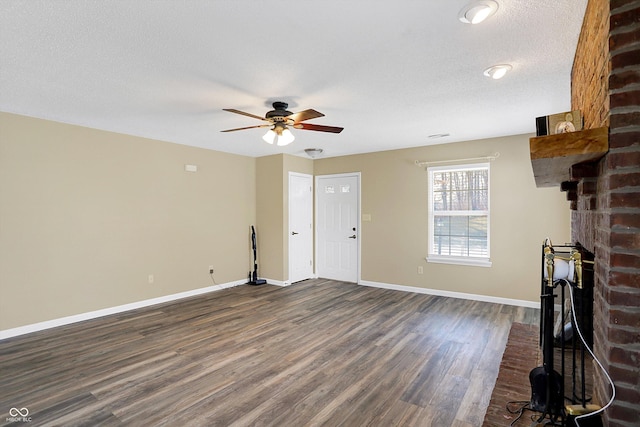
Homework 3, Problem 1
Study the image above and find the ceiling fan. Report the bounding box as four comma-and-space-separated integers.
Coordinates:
221, 101, 344, 146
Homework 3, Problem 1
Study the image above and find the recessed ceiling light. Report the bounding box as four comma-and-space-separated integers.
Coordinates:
483, 64, 512, 79
458, 0, 499, 24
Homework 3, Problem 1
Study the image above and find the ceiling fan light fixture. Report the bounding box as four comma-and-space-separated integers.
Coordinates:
262, 128, 276, 144
263, 122, 295, 146
276, 128, 295, 146
458, 0, 498, 24
483, 64, 512, 79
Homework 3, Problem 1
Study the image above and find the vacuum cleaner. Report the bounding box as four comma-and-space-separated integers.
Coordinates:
248, 225, 266, 286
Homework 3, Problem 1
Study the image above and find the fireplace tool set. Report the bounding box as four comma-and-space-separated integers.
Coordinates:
520, 239, 603, 426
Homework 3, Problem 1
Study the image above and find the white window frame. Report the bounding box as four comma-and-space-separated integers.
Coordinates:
427, 162, 492, 268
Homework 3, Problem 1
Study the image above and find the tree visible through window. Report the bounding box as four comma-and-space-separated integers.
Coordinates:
428, 163, 490, 266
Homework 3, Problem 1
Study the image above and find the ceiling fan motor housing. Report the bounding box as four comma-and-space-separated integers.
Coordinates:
265, 102, 293, 121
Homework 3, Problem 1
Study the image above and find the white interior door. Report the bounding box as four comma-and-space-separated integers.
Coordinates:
316, 173, 360, 283
289, 172, 313, 284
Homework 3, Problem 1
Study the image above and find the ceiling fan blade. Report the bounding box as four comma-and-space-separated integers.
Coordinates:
221, 124, 271, 132
295, 123, 344, 133
223, 108, 267, 121
289, 109, 325, 123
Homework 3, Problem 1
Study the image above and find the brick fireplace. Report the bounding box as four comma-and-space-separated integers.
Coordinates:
569, 0, 640, 426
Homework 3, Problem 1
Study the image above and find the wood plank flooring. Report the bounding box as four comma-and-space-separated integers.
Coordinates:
0, 279, 539, 426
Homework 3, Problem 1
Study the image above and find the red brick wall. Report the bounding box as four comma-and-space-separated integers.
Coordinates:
572, 0, 610, 130
570, 1, 640, 426
571, 0, 611, 252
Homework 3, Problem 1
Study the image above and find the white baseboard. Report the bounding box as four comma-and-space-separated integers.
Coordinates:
265, 274, 320, 287
264, 278, 289, 287
0, 279, 247, 340
359, 280, 540, 309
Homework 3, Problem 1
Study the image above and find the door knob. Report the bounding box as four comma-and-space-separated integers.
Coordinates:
291, 231, 299, 235
348, 234, 357, 239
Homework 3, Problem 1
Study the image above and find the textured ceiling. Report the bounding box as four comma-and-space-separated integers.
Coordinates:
0, 1, 587, 158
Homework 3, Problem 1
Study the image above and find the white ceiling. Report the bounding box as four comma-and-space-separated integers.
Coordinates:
0, 1, 587, 159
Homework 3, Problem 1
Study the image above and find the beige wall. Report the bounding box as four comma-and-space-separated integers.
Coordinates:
0, 112, 256, 330
255, 155, 284, 281
314, 134, 571, 302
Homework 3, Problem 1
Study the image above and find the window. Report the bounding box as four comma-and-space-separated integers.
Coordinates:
427, 163, 491, 267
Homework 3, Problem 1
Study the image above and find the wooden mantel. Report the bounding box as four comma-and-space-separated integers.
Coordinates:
529, 127, 609, 187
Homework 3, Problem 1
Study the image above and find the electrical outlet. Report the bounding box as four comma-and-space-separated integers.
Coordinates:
148, 274, 154, 284
417, 266, 424, 274
209, 265, 214, 274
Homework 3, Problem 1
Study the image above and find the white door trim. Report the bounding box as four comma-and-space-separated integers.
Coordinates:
315, 172, 361, 283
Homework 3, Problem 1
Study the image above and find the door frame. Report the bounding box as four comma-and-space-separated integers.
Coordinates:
315, 172, 362, 284
288, 172, 314, 285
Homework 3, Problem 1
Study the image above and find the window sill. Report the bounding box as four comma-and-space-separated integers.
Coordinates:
426, 256, 492, 268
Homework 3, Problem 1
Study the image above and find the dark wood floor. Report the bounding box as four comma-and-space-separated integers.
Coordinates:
1, 279, 539, 427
